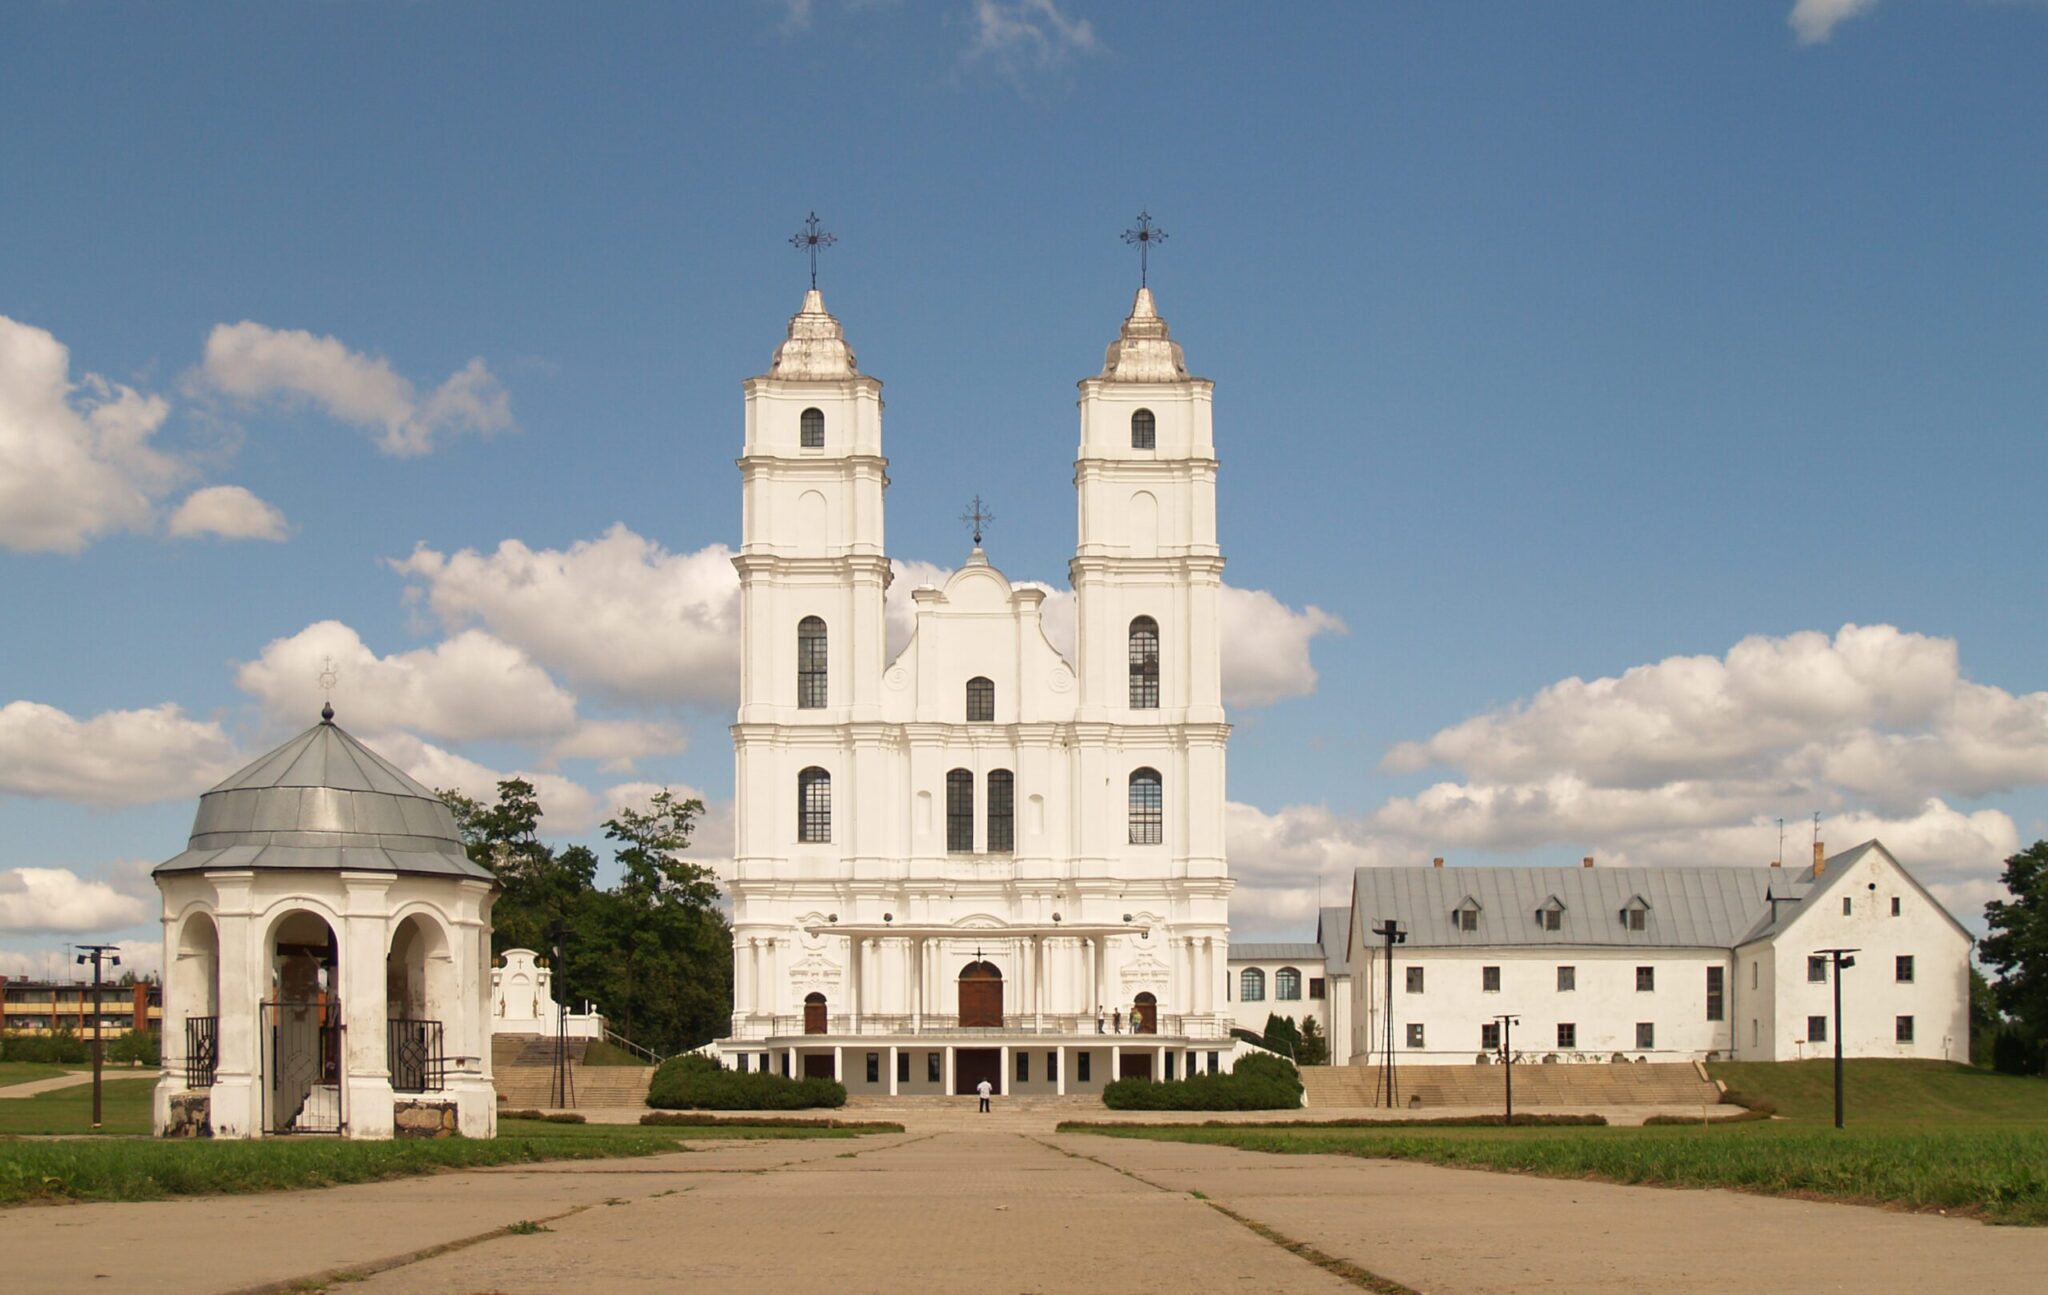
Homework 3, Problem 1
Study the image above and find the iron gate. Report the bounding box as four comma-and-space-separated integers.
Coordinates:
262, 999, 343, 1134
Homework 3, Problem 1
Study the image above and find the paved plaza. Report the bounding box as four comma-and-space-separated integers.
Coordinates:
7, 1128, 2048, 1294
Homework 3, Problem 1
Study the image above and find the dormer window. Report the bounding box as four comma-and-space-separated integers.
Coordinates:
1534, 896, 1566, 932
1452, 897, 1481, 933
1131, 408, 1156, 449
1619, 896, 1650, 932
800, 407, 824, 448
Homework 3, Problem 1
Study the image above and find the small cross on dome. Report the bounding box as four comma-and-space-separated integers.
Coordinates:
1121, 211, 1168, 288
961, 496, 994, 547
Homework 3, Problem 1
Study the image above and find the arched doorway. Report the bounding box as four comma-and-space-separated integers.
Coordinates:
172, 912, 221, 1088
386, 914, 453, 1094
1132, 991, 1158, 1035
958, 961, 1004, 1028
265, 909, 341, 1134
804, 992, 828, 1034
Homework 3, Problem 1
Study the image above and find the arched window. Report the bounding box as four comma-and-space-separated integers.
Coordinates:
800, 407, 824, 448
797, 616, 827, 709
1129, 616, 1160, 709
1131, 408, 1156, 450
797, 767, 831, 843
946, 769, 975, 853
1128, 767, 1163, 845
966, 676, 995, 722
986, 769, 1014, 853
1240, 967, 1266, 1002
1275, 967, 1302, 1001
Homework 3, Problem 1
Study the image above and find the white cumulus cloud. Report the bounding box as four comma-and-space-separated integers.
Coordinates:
0, 701, 240, 805
0, 866, 151, 934
168, 484, 290, 542
965, 0, 1099, 72
201, 321, 511, 457
546, 720, 689, 773
1789, 0, 1879, 45
0, 314, 184, 553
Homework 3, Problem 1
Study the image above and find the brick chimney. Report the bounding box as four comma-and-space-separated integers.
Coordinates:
1812, 840, 1826, 876
1582, 855, 1595, 869
1432, 856, 1444, 869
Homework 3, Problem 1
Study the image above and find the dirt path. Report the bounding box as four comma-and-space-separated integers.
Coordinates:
0, 1070, 95, 1099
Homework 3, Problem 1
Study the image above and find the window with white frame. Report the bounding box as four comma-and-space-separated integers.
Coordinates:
1808, 1014, 1828, 1043
1405, 966, 1424, 994
1557, 965, 1576, 992
1557, 1022, 1576, 1049
1896, 1015, 1914, 1043
1635, 1022, 1655, 1049
1481, 965, 1500, 993
1895, 954, 1914, 983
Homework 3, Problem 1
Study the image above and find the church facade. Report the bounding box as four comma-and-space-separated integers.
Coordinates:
709, 284, 1238, 1095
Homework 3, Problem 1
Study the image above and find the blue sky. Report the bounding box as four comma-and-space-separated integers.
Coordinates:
3, 1, 2045, 970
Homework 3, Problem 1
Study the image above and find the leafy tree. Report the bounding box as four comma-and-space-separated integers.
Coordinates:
1970, 965, 2003, 1067
1262, 1012, 1301, 1058
1295, 1014, 1331, 1066
1981, 841, 2048, 1073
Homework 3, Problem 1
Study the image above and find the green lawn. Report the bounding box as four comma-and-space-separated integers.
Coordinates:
0, 1063, 78, 1089
0, 1076, 153, 1135
1068, 1061, 2048, 1225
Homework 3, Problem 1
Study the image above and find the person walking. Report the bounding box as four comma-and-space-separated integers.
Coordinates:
976, 1077, 992, 1114
1112, 1008, 1122, 1034
1096, 1005, 1105, 1034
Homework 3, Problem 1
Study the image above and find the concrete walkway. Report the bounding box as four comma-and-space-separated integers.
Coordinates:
7, 1128, 2047, 1293
0, 1070, 94, 1098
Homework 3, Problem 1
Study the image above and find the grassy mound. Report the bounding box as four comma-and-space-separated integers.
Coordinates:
1706, 1059, 2048, 1125
646, 1054, 846, 1111
1102, 1053, 1302, 1111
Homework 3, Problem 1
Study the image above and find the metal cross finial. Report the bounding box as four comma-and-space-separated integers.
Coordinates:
1121, 211, 1168, 288
961, 496, 994, 547
317, 657, 338, 722
789, 211, 837, 290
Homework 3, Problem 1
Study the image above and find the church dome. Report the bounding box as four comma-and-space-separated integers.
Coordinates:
766, 289, 860, 381
1099, 287, 1189, 382
153, 709, 492, 882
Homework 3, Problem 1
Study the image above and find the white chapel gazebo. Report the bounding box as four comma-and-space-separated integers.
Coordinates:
152, 704, 498, 1139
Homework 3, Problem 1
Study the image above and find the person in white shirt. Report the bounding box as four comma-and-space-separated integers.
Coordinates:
976, 1077, 992, 1113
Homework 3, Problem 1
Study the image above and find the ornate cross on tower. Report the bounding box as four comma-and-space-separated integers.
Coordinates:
789, 211, 837, 290
960, 495, 994, 547
1121, 210, 1168, 288
317, 656, 338, 723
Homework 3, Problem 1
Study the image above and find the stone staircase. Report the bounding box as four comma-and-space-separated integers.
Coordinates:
1300, 1062, 1720, 1109
491, 1035, 653, 1110
846, 1094, 1101, 1132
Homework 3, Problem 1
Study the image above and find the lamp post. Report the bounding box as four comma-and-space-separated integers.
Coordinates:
1493, 1014, 1520, 1125
1371, 920, 1406, 1108
548, 932, 576, 1110
1817, 947, 1857, 1129
74, 944, 121, 1131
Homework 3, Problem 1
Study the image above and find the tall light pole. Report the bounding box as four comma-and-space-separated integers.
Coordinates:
1371, 920, 1406, 1108
74, 943, 121, 1131
1494, 1014, 1521, 1125
1817, 947, 1857, 1129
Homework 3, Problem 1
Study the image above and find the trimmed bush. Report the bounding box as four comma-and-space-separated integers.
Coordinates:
646, 1054, 847, 1111
0, 1032, 91, 1064
1102, 1053, 1303, 1111
107, 1031, 161, 1066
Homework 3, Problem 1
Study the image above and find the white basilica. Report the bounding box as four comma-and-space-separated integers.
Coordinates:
709, 283, 1237, 1096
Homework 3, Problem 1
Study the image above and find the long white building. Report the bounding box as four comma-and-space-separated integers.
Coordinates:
710, 283, 1236, 1096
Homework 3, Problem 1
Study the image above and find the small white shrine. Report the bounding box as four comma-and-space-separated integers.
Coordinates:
491, 948, 606, 1040
152, 705, 498, 1139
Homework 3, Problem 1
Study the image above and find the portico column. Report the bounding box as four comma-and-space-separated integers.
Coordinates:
910, 937, 923, 1033
736, 938, 754, 1023
832, 1045, 842, 1082
848, 938, 861, 1033
999, 1044, 1010, 1097
1197, 937, 1213, 1015
944, 1044, 956, 1097
1055, 1045, 1066, 1096
1157, 1045, 1166, 1079
888, 1044, 899, 1096
1111, 1043, 1121, 1083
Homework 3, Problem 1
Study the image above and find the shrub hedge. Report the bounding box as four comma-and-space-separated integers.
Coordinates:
0, 1033, 91, 1064
646, 1054, 847, 1111
1102, 1053, 1303, 1111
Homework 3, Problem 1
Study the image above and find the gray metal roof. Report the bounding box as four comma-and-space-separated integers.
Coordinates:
1230, 943, 1323, 962
154, 714, 492, 883
1317, 904, 1353, 975
1350, 864, 1781, 950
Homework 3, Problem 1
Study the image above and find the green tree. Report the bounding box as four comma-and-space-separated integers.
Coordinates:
1981, 841, 2048, 1073
1970, 965, 2003, 1067
1262, 1013, 1302, 1058
1295, 1014, 1330, 1066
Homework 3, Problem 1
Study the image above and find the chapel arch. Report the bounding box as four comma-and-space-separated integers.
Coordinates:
263, 907, 342, 1134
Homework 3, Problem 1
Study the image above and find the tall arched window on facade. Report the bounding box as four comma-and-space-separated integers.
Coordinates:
966, 676, 995, 722
1129, 767, 1163, 845
986, 769, 1014, 853
800, 407, 824, 448
1129, 617, 1160, 709
1131, 408, 1156, 450
1240, 967, 1266, 1002
797, 616, 827, 709
946, 769, 975, 853
797, 767, 831, 843
1275, 967, 1302, 1001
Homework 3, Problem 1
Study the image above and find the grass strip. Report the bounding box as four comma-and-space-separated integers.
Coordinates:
1060, 1113, 1607, 1131
0, 1132, 685, 1206
1077, 1123, 2048, 1226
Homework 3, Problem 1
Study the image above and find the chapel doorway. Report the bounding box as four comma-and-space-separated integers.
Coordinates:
263, 910, 343, 1135
957, 961, 1004, 1028
803, 992, 828, 1035
1118, 1053, 1154, 1081
955, 1048, 1001, 1095
1132, 992, 1158, 1035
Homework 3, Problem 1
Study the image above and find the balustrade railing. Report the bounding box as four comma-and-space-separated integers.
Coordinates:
753, 1011, 1207, 1039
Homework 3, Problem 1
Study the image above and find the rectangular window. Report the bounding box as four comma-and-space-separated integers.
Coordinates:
1624, 908, 1646, 931
1482, 965, 1501, 993
1166, 1052, 1176, 1080
1808, 956, 1827, 983
1842, 897, 1853, 916
1636, 1022, 1655, 1049
1636, 966, 1655, 992
1079, 1053, 1091, 1083
1406, 1023, 1426, 1049
1896, 1015, 1915, 1043
1557, 965, 1576, 992
798, 623, 828, 708
897, 1051, 910, 1083
1706, 966, 1725, 1022
1128, 773, 1163, 845
799, 770, 831, 844
1208, 1050, 1220, 1075
782, 1053, 791, 1077
1538, 908, 1562, 931
1047, 1051, 1058, 1082
986, 770, 1015, 853
1406, 966, 1425, 994
1891, 896, 1901, 917
1481, 1022, 1500, 1051
1309, 977, 1326, 1000
1455, 908, 1479, 932
1751, 962, 1758, 990
1896, 955, 1914, 983
735, 1053, 748, 1073
928, 1052, 941, 1083
1752, 1019, 1759, 1048
1557, 1022, 1576, 1049
866, 1052, 879, 1084
1808, 1015, 1828, 1044
946, 770, 975, 853
1016, 1051, 1029, 1082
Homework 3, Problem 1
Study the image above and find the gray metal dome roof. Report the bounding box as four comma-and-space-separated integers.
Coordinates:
154, 712, 494, 882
